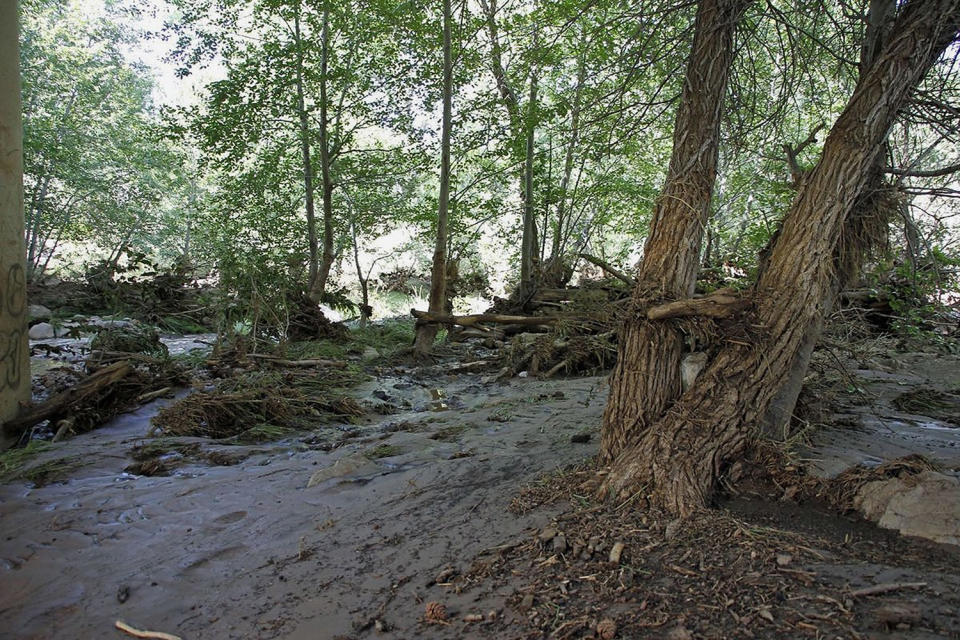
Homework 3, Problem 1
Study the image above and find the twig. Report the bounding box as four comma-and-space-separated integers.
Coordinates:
115, 620, 183, 640
849, 582, 927, 597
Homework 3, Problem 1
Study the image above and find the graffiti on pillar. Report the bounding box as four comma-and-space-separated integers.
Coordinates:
0, 263, 26, 391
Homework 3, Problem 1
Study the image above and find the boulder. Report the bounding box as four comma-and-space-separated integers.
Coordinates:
28, 322, 55, 340
854, 471, 960, 546
27, 304, 52, 322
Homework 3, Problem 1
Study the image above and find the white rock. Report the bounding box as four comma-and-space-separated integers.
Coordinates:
362, 347, 380, 360
28, 322, 55, 340
855, 471, 960, 546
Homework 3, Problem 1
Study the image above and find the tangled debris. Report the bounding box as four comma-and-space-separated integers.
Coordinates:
3, 358, 188, 442
150, 369, 365, 440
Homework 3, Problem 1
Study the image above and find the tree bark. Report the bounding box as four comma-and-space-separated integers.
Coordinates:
413, 0, 453, 355
760, 0, 896, 440
601, 0, 960, 516
0, 2, 30, 449
601, 0, 751, 462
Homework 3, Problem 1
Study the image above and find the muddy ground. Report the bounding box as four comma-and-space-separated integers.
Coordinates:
1, 344, 960, 639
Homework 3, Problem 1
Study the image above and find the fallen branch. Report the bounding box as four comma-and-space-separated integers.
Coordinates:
647, 288, 747, 321
115, 620, 183, 640
578, 253, 635, 286
246, 354, 347, 368
2, 361, 132, 437
411, 309, 557, 328
136, 387, 174, 404
849, 582, 927, 598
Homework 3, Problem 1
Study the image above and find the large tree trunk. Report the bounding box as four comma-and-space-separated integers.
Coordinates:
0, 2, 30, 449
601, 0, 960, 516
413, 0, 453, 355
760, 0, 896, 440
600, 0, 751, 462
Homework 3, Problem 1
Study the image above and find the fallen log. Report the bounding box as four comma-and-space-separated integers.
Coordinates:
578, 253, 635, 286
2, 361, 132, 437
647, 288, 747, 321
411, 309, 557, 328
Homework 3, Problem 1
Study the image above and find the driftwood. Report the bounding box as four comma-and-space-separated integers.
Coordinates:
2, 361, 132, 437
647, 289, 747, 321
411, 309, 557, 329
578, 253, 635, 286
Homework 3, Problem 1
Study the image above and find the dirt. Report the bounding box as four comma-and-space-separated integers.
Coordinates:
2, 347, 960, 640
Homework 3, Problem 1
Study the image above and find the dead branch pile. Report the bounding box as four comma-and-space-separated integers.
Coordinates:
151, 370, 365, 439
287, 293, 349, 341
89, 325, 170, 359
3, 358, 189, 442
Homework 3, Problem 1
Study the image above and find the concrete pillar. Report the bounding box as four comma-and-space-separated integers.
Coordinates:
0, 1, 31, 445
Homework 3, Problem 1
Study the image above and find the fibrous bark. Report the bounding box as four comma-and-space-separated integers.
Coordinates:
601, 0, 751, 462
602, 0, 960, 516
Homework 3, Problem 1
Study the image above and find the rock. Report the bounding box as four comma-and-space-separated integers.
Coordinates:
855, 471, 960, 545
28, 304, 51, 321
537, 527, 558, 542
518, 594, 535, 611
775, 553, 792, 566
362, 347, 380, 361
552, 533, 568, 553
28, 322, 55, 340
570, 432, 591, 443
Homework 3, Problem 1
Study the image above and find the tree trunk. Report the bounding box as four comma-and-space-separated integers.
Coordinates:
309, 3, 336, 303
600, 0, 751, 462
0, 2, 30, 448
413, 0, 453, 355
519, 70, 539, 302
293, 4, 320, 302
551, 39, 586, 264
601, 0, 960, 516
760, 0, 896, 440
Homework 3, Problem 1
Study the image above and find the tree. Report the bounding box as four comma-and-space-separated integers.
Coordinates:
413, 0, 454, 355
600, 0, 752, 462
20, 0, 181, 280
600, 0, 960, 516
1, 0, 30, 442
173, 0, 416, 304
